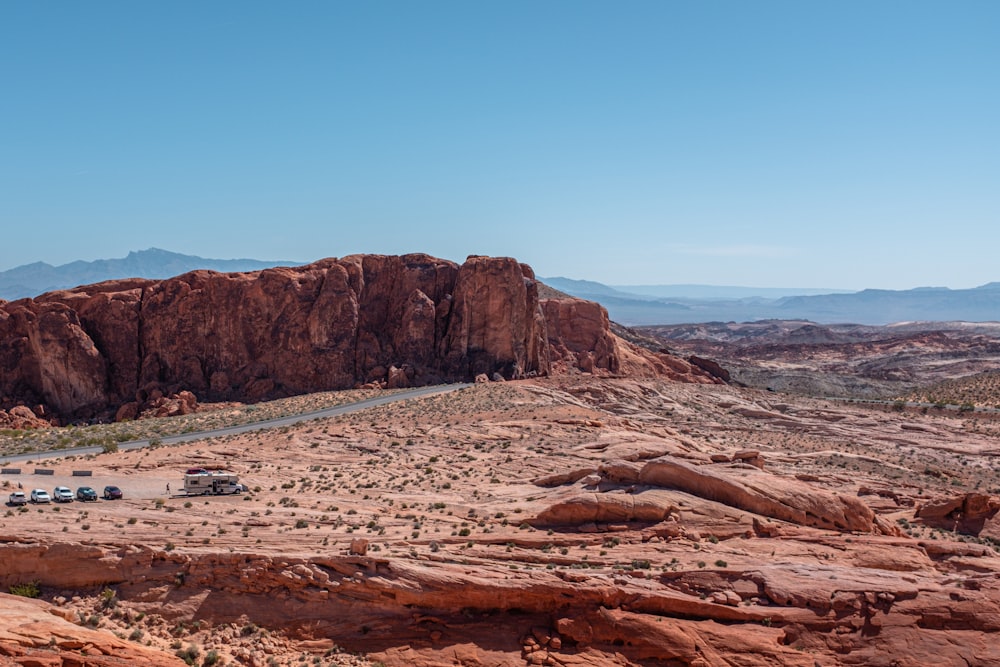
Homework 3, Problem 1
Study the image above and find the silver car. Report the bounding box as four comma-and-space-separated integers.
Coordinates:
30, 489, 51, 504
52, 486, 74, 503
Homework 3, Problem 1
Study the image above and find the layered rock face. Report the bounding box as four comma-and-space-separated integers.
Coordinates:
0, 255, 561, 420
2, 254, 711, 423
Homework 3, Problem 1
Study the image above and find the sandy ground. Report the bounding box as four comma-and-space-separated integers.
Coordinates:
2, 377, 1000, 666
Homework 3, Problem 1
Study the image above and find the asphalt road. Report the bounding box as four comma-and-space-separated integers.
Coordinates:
0, 383, 473, 465
821, 397, 999, 413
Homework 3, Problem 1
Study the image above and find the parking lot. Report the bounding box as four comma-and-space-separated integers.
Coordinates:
3, 468, 177, 505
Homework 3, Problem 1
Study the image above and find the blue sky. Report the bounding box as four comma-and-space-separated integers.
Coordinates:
2, 1, 998, 290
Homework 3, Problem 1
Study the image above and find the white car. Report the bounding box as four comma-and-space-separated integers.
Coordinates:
30, 489, 51, 504
52, 486, 74, 503
8, 491, 27, 506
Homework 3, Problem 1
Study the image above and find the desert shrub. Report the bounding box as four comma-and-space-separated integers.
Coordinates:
176, 643, 200, 666
99, 587, 118, 610
9, 581, 40, 598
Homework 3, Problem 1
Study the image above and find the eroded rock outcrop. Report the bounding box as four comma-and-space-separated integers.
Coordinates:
0, 592, 184, 666
535, 455, 888, 535
529, 490, 676, 527
0, 255, 557, 420
5, 539, 1000, 667
1, 254, 727, 422
0, 406, 49, 430
543, 298, 620, 375
917, 492, 1000, 539
541, 297, 726, 384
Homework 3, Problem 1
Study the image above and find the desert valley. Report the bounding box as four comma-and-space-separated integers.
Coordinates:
2, 255, 1000, 667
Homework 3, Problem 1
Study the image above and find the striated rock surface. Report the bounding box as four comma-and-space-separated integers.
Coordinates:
529, 490, 676, 527
636, 455, 882, 533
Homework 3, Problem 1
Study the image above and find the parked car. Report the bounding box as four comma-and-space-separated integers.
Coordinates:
185, 468, 208, 475
52, 486, 74, 503
103, 485, 123, 500
8, 491, 27, 506
76, 486, 98, 502
30, 489, 51, 503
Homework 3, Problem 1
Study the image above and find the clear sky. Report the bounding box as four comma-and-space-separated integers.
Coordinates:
2, 1, 998, 290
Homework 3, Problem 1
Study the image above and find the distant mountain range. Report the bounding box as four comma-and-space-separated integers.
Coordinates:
2, 250, 997, 325
541, 277, 1000, 326
0, 248, 289, 300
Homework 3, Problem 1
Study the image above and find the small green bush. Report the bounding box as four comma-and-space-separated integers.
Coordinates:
176, 643, 200, 666
9, 581, 40, 598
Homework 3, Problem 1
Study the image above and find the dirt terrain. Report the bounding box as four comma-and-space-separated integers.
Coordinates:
643, 320, 1000, 399
2, 375, 1000, 666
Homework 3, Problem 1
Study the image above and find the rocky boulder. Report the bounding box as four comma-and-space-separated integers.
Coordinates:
0, 406, 49, 429
529, 490, 676, 527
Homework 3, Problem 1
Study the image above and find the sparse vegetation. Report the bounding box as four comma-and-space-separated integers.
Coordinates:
8, 581, 40, 598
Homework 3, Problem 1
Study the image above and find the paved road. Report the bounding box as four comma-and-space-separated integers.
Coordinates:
821, 396, 999, 414
0, 383, 472, 465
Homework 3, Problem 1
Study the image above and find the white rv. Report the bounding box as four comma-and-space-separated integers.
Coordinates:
183, 472, 242, 496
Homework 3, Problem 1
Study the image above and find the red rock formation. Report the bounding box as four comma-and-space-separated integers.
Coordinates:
0, 255, 554, 420
5, 538, 1000, 667
528, 490, 676, 527
0, 406, 49, 429
542, 298, 619, 374
637, 455, 882, 533
1, 254, 724, 422
917, 492, 1000, 539
541, 297, 725, 385
532, 455, 886, 534
0, 592, 185, 666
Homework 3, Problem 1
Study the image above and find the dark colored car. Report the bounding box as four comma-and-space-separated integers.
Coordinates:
103, 485, 123, 500
186, 468, 208, 475
76, 486, 98, 501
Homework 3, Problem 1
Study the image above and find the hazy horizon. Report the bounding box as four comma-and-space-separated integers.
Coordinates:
3, 2, 998, 291
3, 247, 996, 295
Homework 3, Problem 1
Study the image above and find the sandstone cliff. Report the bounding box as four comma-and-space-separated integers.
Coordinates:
0, 254, 721, 422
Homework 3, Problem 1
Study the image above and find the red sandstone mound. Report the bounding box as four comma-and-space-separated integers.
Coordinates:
0, 254, 723, 422
0, 592, 184, 666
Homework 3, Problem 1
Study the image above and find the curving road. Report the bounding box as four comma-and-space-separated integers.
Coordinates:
0, 383, 473, 465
